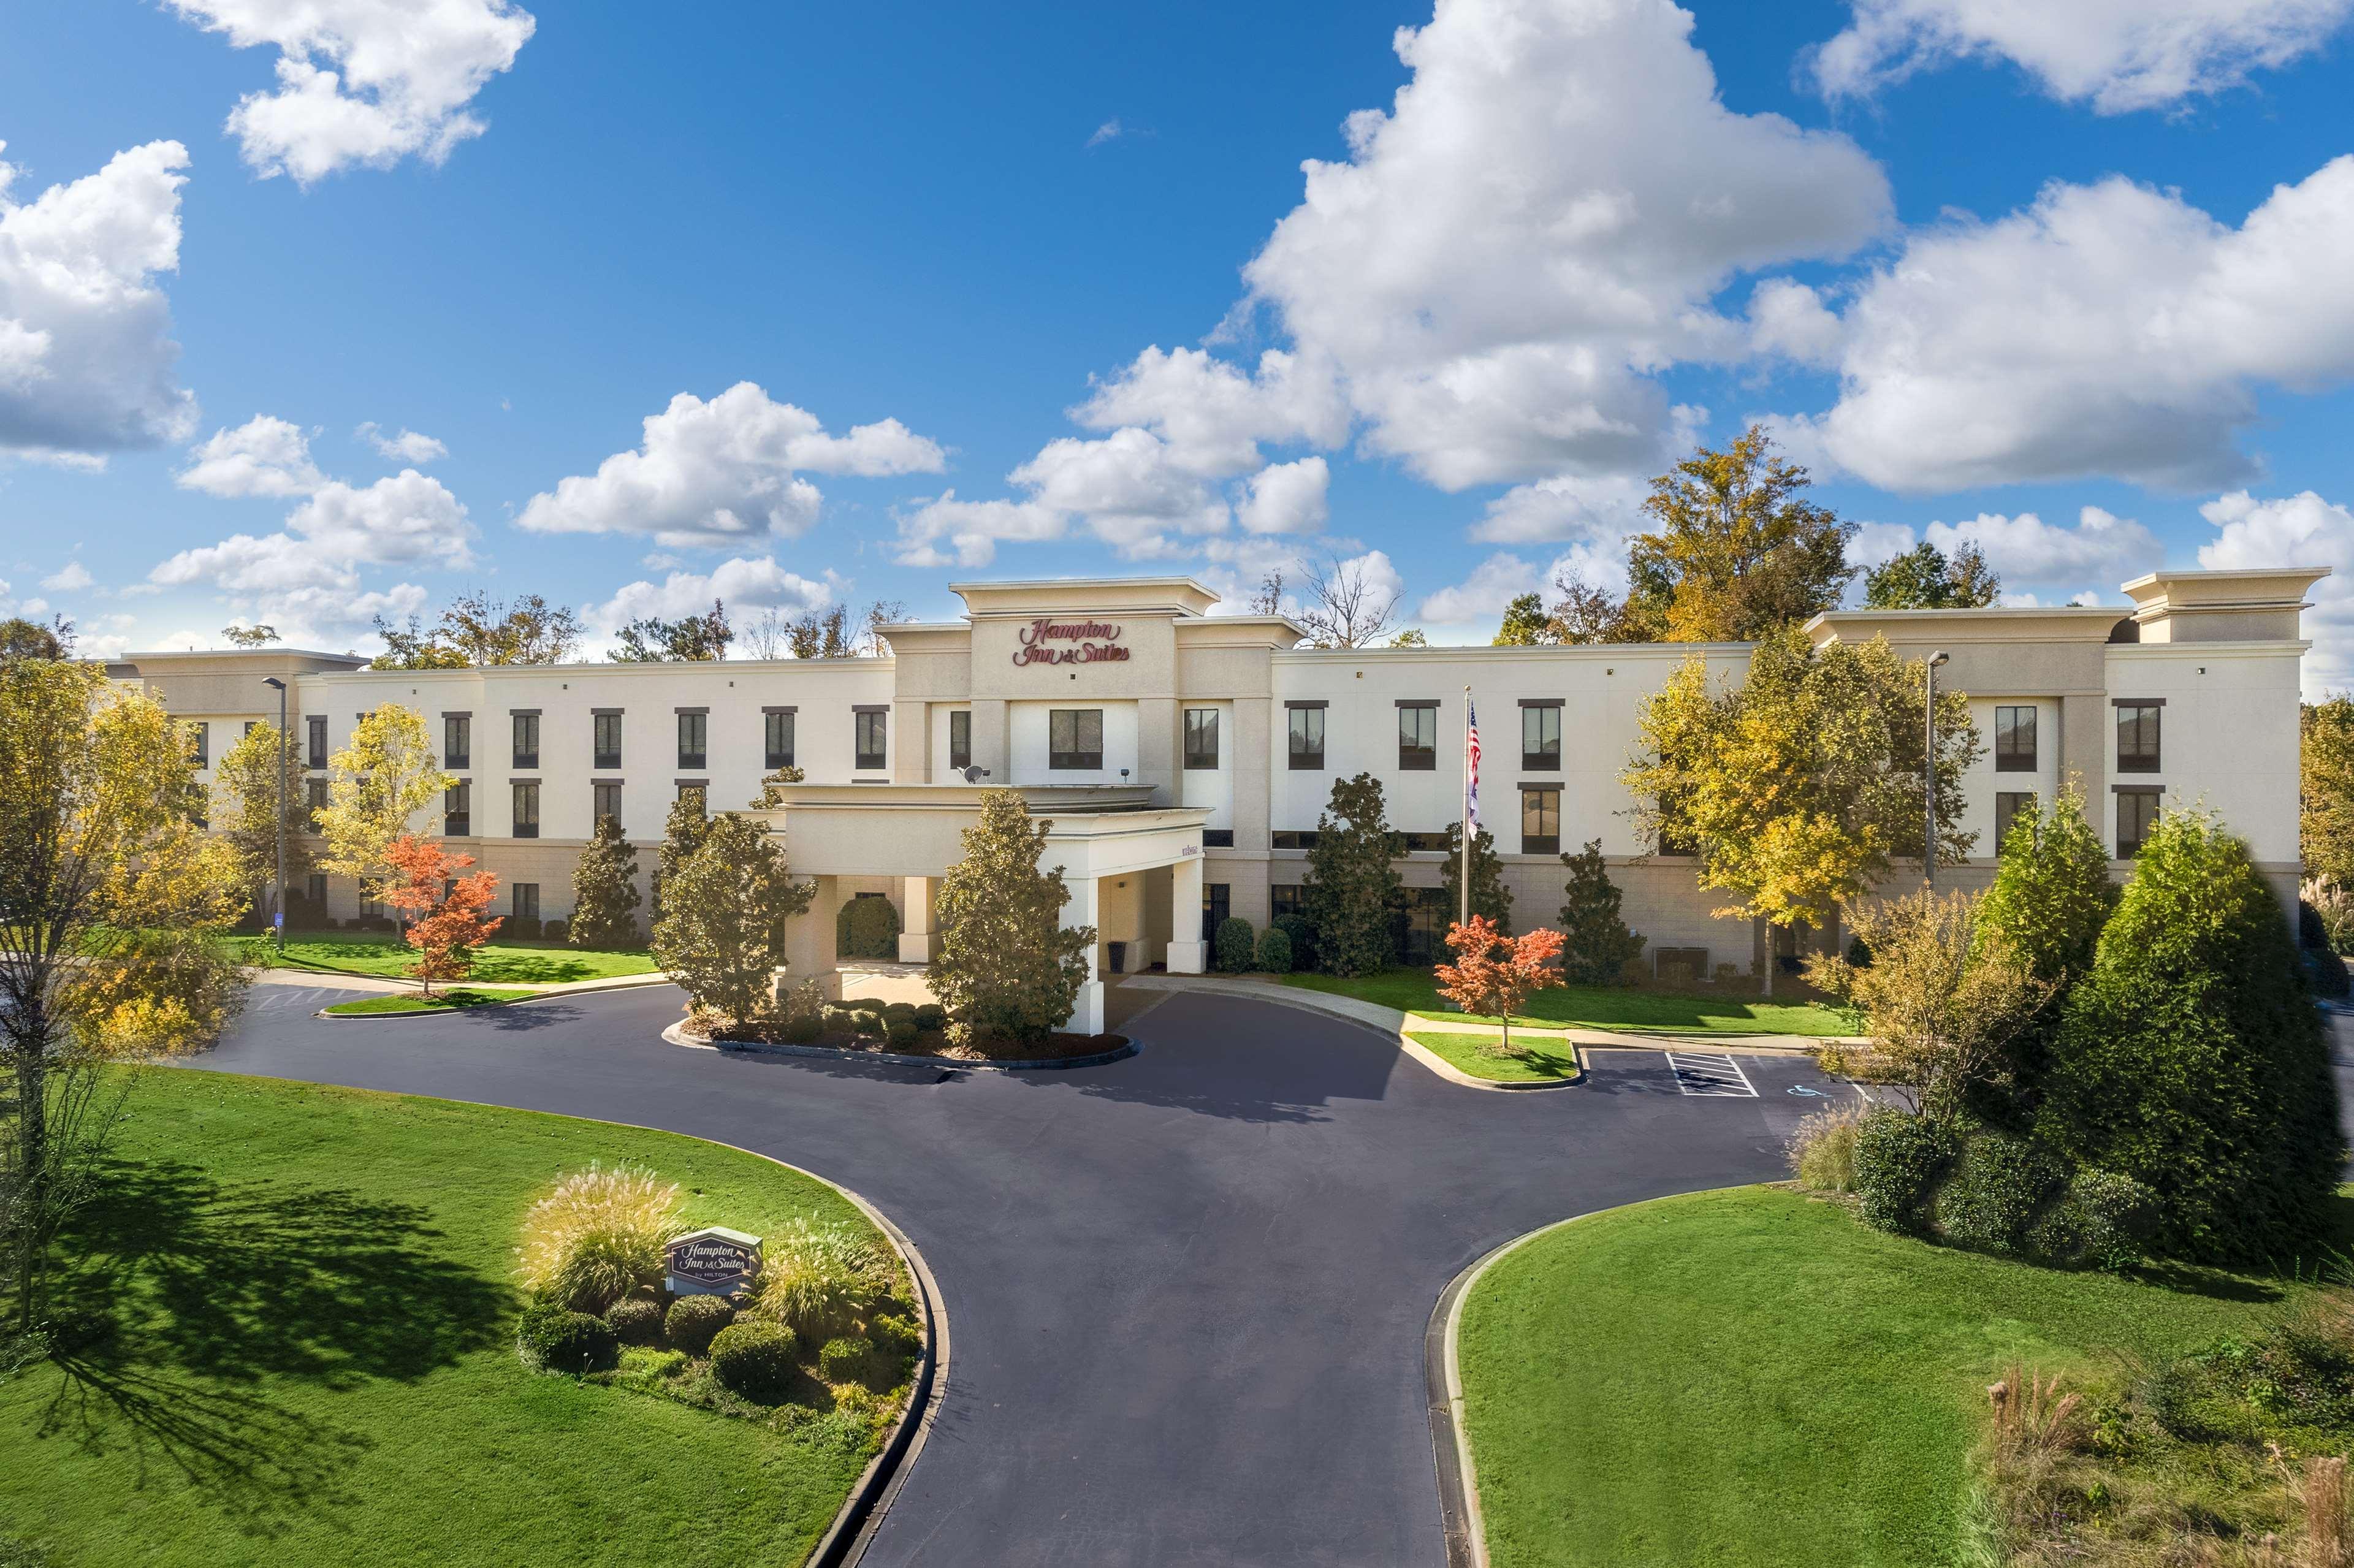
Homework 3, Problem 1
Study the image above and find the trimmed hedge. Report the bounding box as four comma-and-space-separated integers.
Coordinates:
663, 1293, 736, 1356
836, 896, 902, 961
1933, 1129, 2065, 1254
778, 1012, 823, 1045
913, 1003, 947, 1032
604, 1296, 665, 1347
1853, 1110, 1957, 1236
1214, 916, 1255, 974
1254, 926, 1293, 973
709, 1321, 798, 1401
519, 1303, 619, 1374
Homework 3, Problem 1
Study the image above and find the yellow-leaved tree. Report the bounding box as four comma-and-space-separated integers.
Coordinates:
1622, 627, 1979, 994
314, 702, 452, 904
0, 658, 252, 1331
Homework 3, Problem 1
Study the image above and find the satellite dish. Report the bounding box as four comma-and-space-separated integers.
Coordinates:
961, 765, 988, 783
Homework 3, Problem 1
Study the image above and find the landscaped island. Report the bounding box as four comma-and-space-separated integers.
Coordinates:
1284, 966, 1852, 1035
0, 1070, 903, 1567
237, 931, 659, 985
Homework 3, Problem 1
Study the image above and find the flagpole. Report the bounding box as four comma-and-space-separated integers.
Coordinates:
1461, 684, 1472, 931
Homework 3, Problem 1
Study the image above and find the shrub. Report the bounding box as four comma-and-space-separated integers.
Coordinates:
1935, 1129, 2066, 1254
1273, 913, 1319, 974
778, 1011, 823, 1045
1254, 925, 1293, 973
544, 918, 568, 943
820, 1004, 857, 1033
913, 1003, 947, 1032
514, 1161, 680, 1314
818, 1336, 871, 1383
885, 1019, 918, 1048
663, 1293, 736, 1355
520, 1304, 619, 1374
868, 1312, 921, 1357
750, 1219, 894, 1343
605, 1296, 665, 1347
1785, 1102, 1868, 1193
1557, 839, 1645, 985
836, 895, 902, 961
2030, 1168, 2160, 1272
1214, 916, 1255, 973
505, 915, 543, 941
709, 1321, 799, 1401
1854, 1109, 1959, 1235
2309, 946, 2352, 1000
881, 1000, 917, 1024
851, 1007, 885, 1038
1845, 936, 1872, 967
2038, 810, 2343, 1265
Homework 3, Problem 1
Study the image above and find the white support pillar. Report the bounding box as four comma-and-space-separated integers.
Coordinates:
1064, 873, 1104, 1035
1165, 852, 1206, 975
897, 875, 937, 963
788, 875, 847, 1002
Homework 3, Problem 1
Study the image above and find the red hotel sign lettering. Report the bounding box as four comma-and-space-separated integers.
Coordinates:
1011, 617, 1130, 667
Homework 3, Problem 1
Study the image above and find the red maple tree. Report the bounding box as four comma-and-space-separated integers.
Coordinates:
1434, 915, 1566, 1057
382, 835, 504, 994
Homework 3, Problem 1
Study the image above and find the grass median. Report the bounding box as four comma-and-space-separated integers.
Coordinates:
322, 987, 537, 1015
1403, 1029, 1579, 1083
1284, 966, 1851, 1035
237, 932, 658, 985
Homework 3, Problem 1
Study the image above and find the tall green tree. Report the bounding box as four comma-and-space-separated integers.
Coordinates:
1, 660, 250, 1330
314, 704, 452, 900
1862, 541, 2000, 609
1971, 781, 2116, 1119
372, 591, 582, 669
569, 816, 643, 948
2302, 696, 2354, 888
1492, 594, 1557, 647
2038, 810, 2341, 1265
1556, 839, 1645, 985
1303, 774, 1404, 977
211, 717, 314, 919
1622, 424, 1857, 643
929, 790, 1095, 1045
0, 615, 72, 661
1439, 820, 1512, 933
655, 788, 712, 920
651, 813, 813, 1022
612, 599, 732, 662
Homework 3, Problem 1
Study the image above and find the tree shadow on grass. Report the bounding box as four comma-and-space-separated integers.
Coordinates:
28, 1157, 510, 1532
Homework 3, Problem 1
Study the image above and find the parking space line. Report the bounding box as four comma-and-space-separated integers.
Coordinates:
1664, 1050, 1759, 1098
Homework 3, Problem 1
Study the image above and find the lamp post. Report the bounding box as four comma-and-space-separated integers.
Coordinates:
262, 677, 288, 954
1924, 650, 1949, 891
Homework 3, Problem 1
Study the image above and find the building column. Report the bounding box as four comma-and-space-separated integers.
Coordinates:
1165, 853, 1206, 974
897, 875, 938, 962
972, 697, 1010, 785
1064, 873, 1104, 1034
787, 874, 846, 1002
894, 699, 929, 783
1137, 696, 1178, 804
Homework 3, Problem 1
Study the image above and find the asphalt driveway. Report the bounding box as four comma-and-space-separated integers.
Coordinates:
196, 982, 1853, 1567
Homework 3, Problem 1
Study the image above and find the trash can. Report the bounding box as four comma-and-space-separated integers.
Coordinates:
1107, 941, 1127, 975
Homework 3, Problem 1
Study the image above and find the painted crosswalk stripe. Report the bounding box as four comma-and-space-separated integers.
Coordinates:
1665, 1051, 1757, 1097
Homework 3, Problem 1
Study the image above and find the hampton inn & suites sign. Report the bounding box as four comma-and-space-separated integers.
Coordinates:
1011, 617, 1130, 667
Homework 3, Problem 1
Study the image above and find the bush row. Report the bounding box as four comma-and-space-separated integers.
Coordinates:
1211, 916, 1301, 975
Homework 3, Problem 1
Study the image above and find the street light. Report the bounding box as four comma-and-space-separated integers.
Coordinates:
262, 677, 288, 954
1924, 651, 1950, 890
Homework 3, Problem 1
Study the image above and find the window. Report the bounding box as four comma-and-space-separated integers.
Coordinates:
444, 780, 471, 837
1521, 702, 1561, 771
307, 714, 327, 768
677, 710, 707, 770
1271, 830, 1321, 850
1399, 831, 1450, 853
444, 714, 470, 770
593, 780, 621, 828
244, 720, 257, 737
1271, 884, 1303, 922
189, 720, 209, 769
1201, 881, 1230, 943
1184, 708, 1219, 770
947, 710, 970, 771
512, 713, 539, 769
1995, 706, 2036, 772
1397, 702, 1438, 771
676, 782, 707, 811
1202, 829, 1235, 848
2117, 788, 2160, 858
765, 710, 796, 770
512, 780, 540, 839
1520, 785, 1561, 856
2116, 702, 2162, 774
1049, 709, 1103, 770
1994, 791, 2036, 854
1656, 794, 1694, 857
305, 777, 327, 815
1287, 704, 1325, 771
513, 883, 540, 922
593, 711, 623, 770
305, 872, 327, 908
855, 709, 888, 771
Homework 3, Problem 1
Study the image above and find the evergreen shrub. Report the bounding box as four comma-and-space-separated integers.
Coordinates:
1934, 1129, 2066, 1254
663, 1293, 736, 1356
1214, 916, 1255, 973
779, 1012, 823, 1045
1853, 1110, 1959, 1236
520, 1306, 618, 1374
913, 1003, 948, 1032
1274, 914, 1319, 973
2028, 1169, 2160, 1273
709, 1322, 798, 1401
818, 1336, 870, 1383
1255, 926, 1293, 973
604, 1297, 665, 1347
836, 896, 902, 960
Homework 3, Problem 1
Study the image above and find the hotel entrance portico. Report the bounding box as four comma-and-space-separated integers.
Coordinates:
754, 783, 1213, 1035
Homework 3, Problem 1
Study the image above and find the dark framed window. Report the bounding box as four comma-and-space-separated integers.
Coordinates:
511, 780, 540, 839
512, 712, 539, 769
1287, 704, 1325, 771
443, 714, 470, 771
947, 710, 970, 771
855, 709, 888, 771
593, 780, 621, 827
307, 714, 327, 768
677, 710, 707, 770
1271, 884, 1303, 922
189, 721, 209, 769
2117, 787, 2161, 858
593, 711, 622, 771
1184, 708, 1219, 770
1657, 794, 1693, 857
305, 872, 327, 907
1520, 785, 1561, 856
513, 883, 540, 921
1994, 706, 2036, 772
2116, 702, 2162, 774
1397, 702, 1438, 771
1271, 830, 1320, 850
1049, 708, 1103, 771
444, 780, 471, 837
1201, 881, 1230, 943
1994, 791, 2036, 854
1201, 829, 1235, 848
305, 777, 327, 815
1521, 702, 1561, 771
244, 720, 257, 737
763, 709, 795, 770
1398, 831, 1450, 853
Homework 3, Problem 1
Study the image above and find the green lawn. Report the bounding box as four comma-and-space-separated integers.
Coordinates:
239, 932, 660, 984
322, 988, 536, 1015
0, 1068, 894, 1568
1456, 1186, 2324, 1568
1282, 967, 1853, 1035
1404, 1029, 1579, 1083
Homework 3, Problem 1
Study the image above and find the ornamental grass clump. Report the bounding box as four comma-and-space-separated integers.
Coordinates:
516, 1161, 682, 1314
748, 1219, 896, 1344
1785, 1102, 1869, 1193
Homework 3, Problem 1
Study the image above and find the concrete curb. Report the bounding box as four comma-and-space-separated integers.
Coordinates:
662, 1019, 1141, 1073
269, 965, 677, 999
313, 991, 562, 1020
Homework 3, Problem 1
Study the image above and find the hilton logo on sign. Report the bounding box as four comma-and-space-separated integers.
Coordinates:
1011, 617, 1130, 668
664, 1226, 763, 1298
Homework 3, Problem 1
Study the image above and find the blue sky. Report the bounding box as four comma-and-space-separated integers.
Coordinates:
5, 0, 2354, 682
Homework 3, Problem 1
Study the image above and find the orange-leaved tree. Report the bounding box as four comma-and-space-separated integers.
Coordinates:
1435, 915, 1567, 1057
382, 835, 503, 993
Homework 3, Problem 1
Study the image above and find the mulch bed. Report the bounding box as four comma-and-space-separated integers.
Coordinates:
693, 1020, 1129, 1063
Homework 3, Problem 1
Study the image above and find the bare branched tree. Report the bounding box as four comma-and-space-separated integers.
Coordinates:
740, 606, 792, 661
1249, 569, 1286, 617
1296, 554, 1400, 649
860, 600, 908, 658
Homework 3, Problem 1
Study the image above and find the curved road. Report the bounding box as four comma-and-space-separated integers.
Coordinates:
199, 981, 1846, 1567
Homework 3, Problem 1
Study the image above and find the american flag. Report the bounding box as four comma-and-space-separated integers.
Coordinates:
1465, 696, 1481, 834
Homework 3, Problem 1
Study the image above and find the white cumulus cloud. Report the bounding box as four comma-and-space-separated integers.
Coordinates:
357, 421, 446, 463
587, 557, 834, 646
891, 492, 1068, 569
40, 561, 96, 592
1470, 472, 1649, 545
164, 0, 537, 185
148, 470, 474, 615
1853, 506, 2160, 601
2200, 489, 2354, 693
1420, 552, 1542, 625
177, 413, 323, 497
1236, 457, 1331, 536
